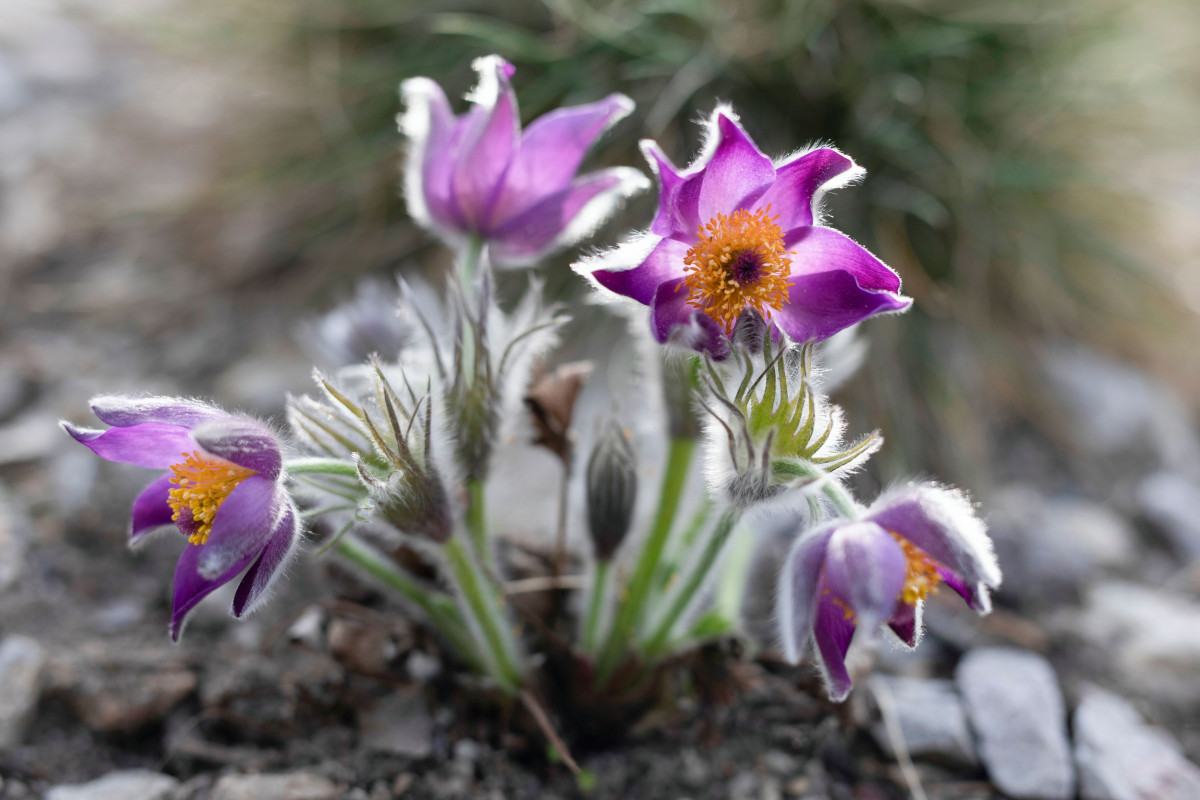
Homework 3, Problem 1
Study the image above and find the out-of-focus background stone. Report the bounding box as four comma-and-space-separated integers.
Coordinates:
2, 0, 1200, 798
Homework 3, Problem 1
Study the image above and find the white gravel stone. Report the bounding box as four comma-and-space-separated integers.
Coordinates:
0, 634, 46, 747
1074, 685, 1200, 800
869, 675, 977, 767
209, 772, 341, 800
956, 648, 1074, 800
1137, 470, 1200, 560
45, 770, 178, 800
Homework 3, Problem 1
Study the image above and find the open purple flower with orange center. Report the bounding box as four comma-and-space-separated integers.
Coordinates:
777, 484, 1000, 701
400, 55, 649, 267
578, 108, 911, 353
62, 396, 300, 641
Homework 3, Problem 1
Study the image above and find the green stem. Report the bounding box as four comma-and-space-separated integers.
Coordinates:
641, 509, 740, 659
459, 236, 484, 292
465, 478, 492, 567
595, 436, 695, 682
443, 537, 523, 693
333, 535, 481, 669
285, 458, 360, 478
582, 560, 611, 655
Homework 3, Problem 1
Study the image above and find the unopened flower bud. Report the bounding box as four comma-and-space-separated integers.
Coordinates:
586, 419, 637, 561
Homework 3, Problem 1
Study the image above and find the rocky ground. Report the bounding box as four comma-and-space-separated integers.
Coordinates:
4, 2, 1200, 799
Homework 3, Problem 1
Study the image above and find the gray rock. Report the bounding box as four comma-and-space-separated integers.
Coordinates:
209, 773, 341, 800
1073, 582, 1200, 707
0, 483, 32, 594
1040, 344, 1200, 470
1137, 471, 1200, 560
1074, 686, 1200, 800
956, 648, 1074, 799
868, 676, 977, 767
46, 770, 178, 800
359, 691, 434, 758
0, 410, 61, 465
0, 635, 47, 747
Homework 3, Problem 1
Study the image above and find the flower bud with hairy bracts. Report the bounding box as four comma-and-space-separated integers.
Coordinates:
586, 418, 638, 561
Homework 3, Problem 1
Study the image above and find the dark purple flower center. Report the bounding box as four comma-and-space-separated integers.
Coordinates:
729, 249, 764, 286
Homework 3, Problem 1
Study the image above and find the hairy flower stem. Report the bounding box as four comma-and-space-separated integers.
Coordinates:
459, 236, 485, 297
333, 534, 483, 671
285, 458, 361, 478
595, 436, 695, 683
443, 537, 523, 693
582, 559, 611, 655
641, 509, 740, 658
465, 478, 492, 568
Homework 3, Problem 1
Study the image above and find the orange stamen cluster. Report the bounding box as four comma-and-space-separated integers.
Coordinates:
168, 451, 255, 546
681, 205, 791, 332
892, 534, 941, 605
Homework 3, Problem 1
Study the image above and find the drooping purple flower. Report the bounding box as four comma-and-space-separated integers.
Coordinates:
577, 107, 911, 356
400, 55, 649, 267
62, 396, 300, 641
777, 483, 1000, 701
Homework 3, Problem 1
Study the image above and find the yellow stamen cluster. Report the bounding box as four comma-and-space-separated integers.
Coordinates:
168, 451, 255, 546
893, 534, 942, 605
681, 205, 791, 332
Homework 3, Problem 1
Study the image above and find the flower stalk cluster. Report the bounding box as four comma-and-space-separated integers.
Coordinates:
61, 54, 1002, 757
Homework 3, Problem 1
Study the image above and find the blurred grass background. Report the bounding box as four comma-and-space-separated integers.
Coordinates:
112, 0, 1200, 485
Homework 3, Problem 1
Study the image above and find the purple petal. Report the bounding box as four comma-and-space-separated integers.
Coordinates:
813, 589, 857, 702
773, 269, 911, 343
888, 599, 923, 649
90, 395, 221, 428
488, 167, 646, 265
233, 501, 299, 618
777, 524, 836, 663
169, 541, 259, 642
63, 421, 194, 470
130, 474, 176, 544
195, 475, 280, 580
489, 93, 633, 227
591, 237, 689, 306
452, 56, 520, 231
823, 521, 907, 630
696, 112, 776, 224
400, 76, 468, 234
192, 416, 281, 480
754, 148, 860, 232
650, 277, 696, 343
666, 311, 731, 360
866, 484, 1001, 614
642, 140, 693, 238
785, 226, 902, 292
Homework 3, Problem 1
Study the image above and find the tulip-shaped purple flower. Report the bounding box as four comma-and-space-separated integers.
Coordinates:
62, 396, 300, 641
400, 55, 648, 267
777, 484, 1000, 701
578, 107, 911, 354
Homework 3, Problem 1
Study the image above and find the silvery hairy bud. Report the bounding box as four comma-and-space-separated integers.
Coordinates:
586, 418, 638, 561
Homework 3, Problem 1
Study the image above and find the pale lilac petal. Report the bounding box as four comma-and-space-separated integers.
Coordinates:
130, 474, 176, 543
195, 475, 280, 580
866, 484, 1000, 614
824, 521, 907, 630
400, 76, 467, 234
63, 421, 193, 470
696, 112, 776, 223
90, 395, 221, 428
233, 501, 299, 618
754, 148, 860, 232
488, 167, 647, 266
453, 56, 520, 230
192, 417, 281, 480
591, 237, 688, 306
888, 599, 923, 649
813, 590, 856, 702
641, 139, 699, 240
773, 269, 911, 343
170, 542, 258, 642
489, 93, 634, 226
785, 226, 902, 291
777, 524, 836, 663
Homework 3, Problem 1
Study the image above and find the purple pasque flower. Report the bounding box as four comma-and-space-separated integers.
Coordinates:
400, 55, 649, 267
777, 483, 1000, 701
578, 107, 911, 355
62, 396, 300, 641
